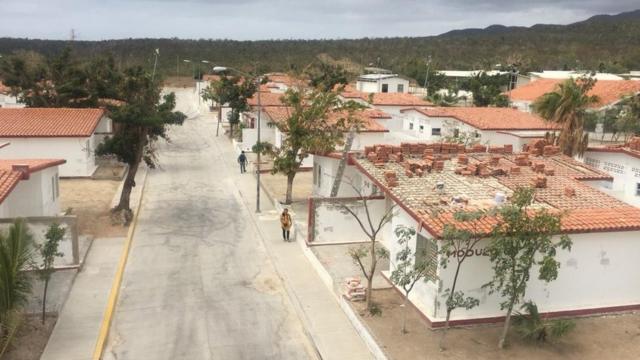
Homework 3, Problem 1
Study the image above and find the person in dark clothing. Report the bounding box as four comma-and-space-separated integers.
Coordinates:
280, 208, 292, 241
238, 151, 247, 173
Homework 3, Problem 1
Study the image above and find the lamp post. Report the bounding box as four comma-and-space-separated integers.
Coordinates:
213, 66, 262, 213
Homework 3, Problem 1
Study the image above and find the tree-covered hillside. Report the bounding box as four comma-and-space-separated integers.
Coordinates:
0, 9, 638, 81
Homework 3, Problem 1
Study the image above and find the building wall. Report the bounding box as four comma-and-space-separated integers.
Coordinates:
356, 78, 410, 93
371, 105, 409, 115
312, 156, 366, 197
0, 94, 23, 108
582, 151, 640, 207
313, 198, 387, 243
385, 208, 640, 323
2, 167, 60, 218
0, 137, 96, 177
482, 132, 532, 151
93, 116, 113, 145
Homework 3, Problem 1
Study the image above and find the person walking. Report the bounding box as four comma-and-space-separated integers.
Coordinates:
237, 151, 248, 173
280, 208, 292, 242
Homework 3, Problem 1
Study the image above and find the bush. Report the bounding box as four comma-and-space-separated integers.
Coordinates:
513, 301, 575, 343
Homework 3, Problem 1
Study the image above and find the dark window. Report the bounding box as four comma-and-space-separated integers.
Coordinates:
636, 183, 640, 196
432, 128, 441, 136
381, 84, 389, 93
419, 125, 425, 133
409, 122, 414, 130
397, 84, 404, 93
453, 128, 460, 138
415, 233, 437, 280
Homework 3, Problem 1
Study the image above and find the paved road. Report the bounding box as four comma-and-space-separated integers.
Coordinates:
105, 88, 313, 360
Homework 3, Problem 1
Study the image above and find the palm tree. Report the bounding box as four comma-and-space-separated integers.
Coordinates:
0, 220, 34, 339
532, 77, 599, 156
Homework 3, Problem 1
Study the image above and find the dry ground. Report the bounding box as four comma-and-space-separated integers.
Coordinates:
2, 315, 57, 360
354, 289, 640, 360
59, 179, 127, 238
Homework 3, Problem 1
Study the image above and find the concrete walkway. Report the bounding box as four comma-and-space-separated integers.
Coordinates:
40, 237, 125, 360
223, 141, 374, 360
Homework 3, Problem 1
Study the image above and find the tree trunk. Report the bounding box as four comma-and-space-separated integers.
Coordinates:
285, 172, 295, 204
216, 105, 222, 136
116, 158, 139, 212
498, 303, 515, 349
401, 293, 409, 333
366, 239, 377, 311
439, 309, 453, 350
41, 278, 49, 324
365, 273, 374, 311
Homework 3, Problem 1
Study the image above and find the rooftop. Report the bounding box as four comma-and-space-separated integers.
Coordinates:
248, 92, 286, 107
0, 170, 22, 204
529, 71, 624, 81
357, 74, 401, 81
341, 91, 432, 106
352, 140, 640, 237
509, 79, 640, 108
587, 137, 640, 160
402, 107, 558, 131
263, 107, 390, 132
0, 108, 106, 137
0, 159, 66, 173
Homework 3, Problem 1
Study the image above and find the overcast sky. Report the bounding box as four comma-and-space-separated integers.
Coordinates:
0, 0, 637, 41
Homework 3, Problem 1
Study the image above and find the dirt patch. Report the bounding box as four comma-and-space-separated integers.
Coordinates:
260, 171, 313, 204
163, 76, 196, 88
353, 289, 640, 360
2, 314, 57, 360
60, 179, 127, 238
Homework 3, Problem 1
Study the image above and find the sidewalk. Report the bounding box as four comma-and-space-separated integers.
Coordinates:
228, 145, 374, 360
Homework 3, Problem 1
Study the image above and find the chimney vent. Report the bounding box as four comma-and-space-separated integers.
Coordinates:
12, 164, 30, 180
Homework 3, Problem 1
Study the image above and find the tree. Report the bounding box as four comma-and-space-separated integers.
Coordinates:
532, 77, 599, 156
438, 210, 486, 350
202, 74, 257, 138
97, 67, 186, 222
389, 225, 434, 333
0, 220, 34, 354
38, 223, 65, 324
335, 180, 395, 312
483, 187, 572, 349
255, 88, 361, 204
305, 61, 349, 92
513, 301, 575, 343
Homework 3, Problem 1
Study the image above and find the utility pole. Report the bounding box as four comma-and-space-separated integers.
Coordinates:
423, 56, 432, 95
176, 55, 179, 77
256, 84, 262, 213
152, 48, 159, 82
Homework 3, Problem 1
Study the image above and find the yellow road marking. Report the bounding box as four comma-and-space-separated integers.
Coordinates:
92, 174, 147, 360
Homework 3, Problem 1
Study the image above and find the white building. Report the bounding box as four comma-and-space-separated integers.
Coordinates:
397, 107, 557, 151
583, 139, 640, 207
0, 159, 65, 218
312, 141, 640, 326
0, 82, 23, 108
0, 108, 112, 177
356, 74, 410, 94
529, 70, 624, 81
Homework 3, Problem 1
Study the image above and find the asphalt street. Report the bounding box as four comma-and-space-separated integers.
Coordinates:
104, 88, 314, 360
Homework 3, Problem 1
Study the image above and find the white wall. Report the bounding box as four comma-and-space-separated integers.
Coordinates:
313, 198, 386, 243
0, 94, 23, 108
312, 156, 377, 198
385, 209, 640, 322
0, 137, 96, 177
356, 77, 410, 93
2, 167, 60, 218
583, 151, 640, 207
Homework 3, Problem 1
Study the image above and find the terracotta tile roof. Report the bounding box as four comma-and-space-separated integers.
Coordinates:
509, 79, 640, 108
0, 159, 66, 173
263, 107, 390, 133
402, 107, 559, 131
341, 90, 432, 106
202, 74, 222, 82
0, 170, 22, 205
264, 73, 295, 85
0, 108, 105, 137
587, 137, 640, 160
248, 92, 286, 107
352, 141, 640, 237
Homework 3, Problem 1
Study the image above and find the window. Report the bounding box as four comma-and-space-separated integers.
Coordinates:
415, 233, 438, 280
409, 122, 414, 130
317, 165, 322, 187
397, 84, 404, 93
55, 175, 59, 198
474, 131, 480, 138
636, 183, 640, 196
51, 177, 56, 201
432, 128, 441, 136
85, 140, 91, 158
419, 125, 424, 133
603, 161, 624, 175
453, 128, 460, 138
381, 84, 389, 93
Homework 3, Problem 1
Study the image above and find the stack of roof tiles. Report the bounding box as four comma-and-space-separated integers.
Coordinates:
355, 140, 640, 237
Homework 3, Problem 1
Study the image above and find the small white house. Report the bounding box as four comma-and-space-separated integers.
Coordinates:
313, 141, 640, 326
0, 82, 23, 109
0, 159, 65, 218
398, 107, 557, 150
583, 140, 640, 207
0, 108, 112, 177
356, 74, 410, 94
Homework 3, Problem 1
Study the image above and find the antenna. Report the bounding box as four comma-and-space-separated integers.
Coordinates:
70, 29, 76, 41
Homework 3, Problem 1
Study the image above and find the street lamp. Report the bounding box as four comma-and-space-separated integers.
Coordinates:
183, 59, 194, 79
214, 66, 262, 213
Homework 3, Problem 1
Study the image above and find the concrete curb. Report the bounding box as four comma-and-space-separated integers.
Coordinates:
258, 178, 389, 360
92, 169, 149, 360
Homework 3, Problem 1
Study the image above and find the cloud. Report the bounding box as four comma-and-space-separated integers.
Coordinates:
0, 0, 637, 40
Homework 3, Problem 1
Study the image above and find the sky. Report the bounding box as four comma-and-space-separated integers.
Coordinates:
0, 0, 638, 41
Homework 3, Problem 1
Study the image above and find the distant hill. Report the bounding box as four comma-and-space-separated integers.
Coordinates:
0, 9, 638, 81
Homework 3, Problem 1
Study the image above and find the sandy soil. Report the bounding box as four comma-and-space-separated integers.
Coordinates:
60, 179, 128, 238
260, 171, 313, 204
354, 289, 640, 360
2, 315, 56, 360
